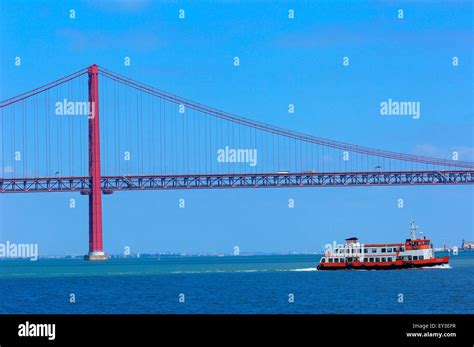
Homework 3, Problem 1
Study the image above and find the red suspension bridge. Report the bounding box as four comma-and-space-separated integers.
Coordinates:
1, 65, 473, 259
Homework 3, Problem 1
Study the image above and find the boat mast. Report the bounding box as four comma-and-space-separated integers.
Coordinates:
410, 221, 418, 240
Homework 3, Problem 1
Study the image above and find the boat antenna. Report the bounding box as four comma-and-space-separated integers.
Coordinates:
410, 221, 418, 240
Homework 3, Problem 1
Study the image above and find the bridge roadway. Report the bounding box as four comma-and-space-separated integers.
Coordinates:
1, 170, 473, 193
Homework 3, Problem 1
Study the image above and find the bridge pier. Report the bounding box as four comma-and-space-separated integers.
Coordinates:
85, 64, 108, 261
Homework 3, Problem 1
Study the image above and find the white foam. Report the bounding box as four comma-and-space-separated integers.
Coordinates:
421, 264, 452, 270
289, 267, 318, 272
170, 269, 264, 274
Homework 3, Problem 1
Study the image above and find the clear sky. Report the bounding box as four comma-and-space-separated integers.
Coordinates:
0, 0, 473, 255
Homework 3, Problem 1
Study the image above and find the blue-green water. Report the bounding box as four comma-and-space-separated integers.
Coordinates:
0, 253, 473, 314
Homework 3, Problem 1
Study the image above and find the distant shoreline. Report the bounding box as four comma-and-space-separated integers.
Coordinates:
1, 250, 472, 261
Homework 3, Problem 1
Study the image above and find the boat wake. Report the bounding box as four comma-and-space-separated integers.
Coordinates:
420, 264, 452, 270
289, 267, 318, 272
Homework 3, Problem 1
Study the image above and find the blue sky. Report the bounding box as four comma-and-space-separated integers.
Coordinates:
0, 0, 473, 255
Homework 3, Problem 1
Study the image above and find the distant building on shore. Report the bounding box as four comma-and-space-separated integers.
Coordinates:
461, 240, 474, 251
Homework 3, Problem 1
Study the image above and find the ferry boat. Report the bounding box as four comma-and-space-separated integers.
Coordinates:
317, 222, 449, 270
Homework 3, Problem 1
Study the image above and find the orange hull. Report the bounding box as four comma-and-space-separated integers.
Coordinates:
317, 256, 449, 270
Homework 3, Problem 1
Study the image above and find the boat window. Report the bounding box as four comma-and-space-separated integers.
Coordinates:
364, 248, 368, 253
387, 248, 392, 252
369, 258, 374, 262
419, 255, 424, 260
329, 258, 333, 263
372, 248, 377, 253
413, 256, 418, 260
321, 258, 326, 263
381, 248, 386, 253
401, 247, 405, 252
381, 257, 386, 262
387, 257, 391, 262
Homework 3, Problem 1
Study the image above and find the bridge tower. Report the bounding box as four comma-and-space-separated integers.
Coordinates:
85, 64, 108, 261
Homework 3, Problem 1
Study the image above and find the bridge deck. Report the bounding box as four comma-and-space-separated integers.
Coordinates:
1, 170, 473, 193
